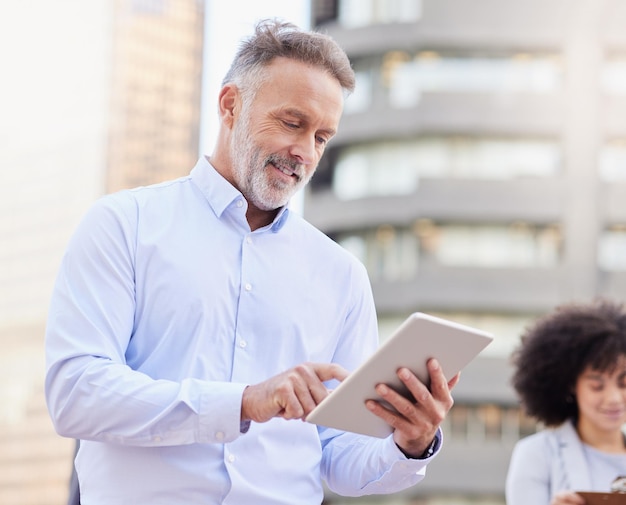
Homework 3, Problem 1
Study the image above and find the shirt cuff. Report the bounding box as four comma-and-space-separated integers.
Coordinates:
414, 432, 441, 459
240, 420, 251, 434
198, 381, 248, 443
394, 427, 443, 460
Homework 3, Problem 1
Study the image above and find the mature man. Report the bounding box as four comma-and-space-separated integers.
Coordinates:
46, 19, 457, 504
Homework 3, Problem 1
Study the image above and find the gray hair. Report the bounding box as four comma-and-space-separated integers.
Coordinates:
221, 18, 355, 104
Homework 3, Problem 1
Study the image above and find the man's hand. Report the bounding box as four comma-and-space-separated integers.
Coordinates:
241, 362, 349, 423
365, 358, 459, 458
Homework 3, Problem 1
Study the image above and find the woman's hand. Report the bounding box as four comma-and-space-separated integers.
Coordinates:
551, 491, 585, 505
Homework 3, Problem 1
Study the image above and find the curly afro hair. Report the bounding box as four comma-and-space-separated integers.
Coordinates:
510, 298, 626, 426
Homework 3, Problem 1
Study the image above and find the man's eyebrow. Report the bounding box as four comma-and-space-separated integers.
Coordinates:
282, 108, 337, 137
282, 108, 308, 121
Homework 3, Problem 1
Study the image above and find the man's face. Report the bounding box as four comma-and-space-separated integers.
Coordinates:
229, 57, 344, 212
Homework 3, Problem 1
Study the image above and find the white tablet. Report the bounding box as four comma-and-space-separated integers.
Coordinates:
306, 312, 493, 438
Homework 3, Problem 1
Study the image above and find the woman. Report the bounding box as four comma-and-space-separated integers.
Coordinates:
506, 298, 626, 505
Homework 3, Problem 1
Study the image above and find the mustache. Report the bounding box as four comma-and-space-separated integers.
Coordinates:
265, 154, 304, 179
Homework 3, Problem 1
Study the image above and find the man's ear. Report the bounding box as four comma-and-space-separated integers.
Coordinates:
218, 84, 239, 128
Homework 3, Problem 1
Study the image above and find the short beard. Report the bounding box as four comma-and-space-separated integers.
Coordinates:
230, 110, 312, 211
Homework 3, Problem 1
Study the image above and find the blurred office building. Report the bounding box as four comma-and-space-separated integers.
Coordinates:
106, 0, 204, 192
309, 0, 626, 503
0, 0, 204, 503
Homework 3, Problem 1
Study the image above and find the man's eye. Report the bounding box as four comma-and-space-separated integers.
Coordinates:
284, 121, 298, 129
316, 136, 328, 145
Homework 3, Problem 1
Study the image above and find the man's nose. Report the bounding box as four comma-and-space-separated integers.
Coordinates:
290, 134, 317, 166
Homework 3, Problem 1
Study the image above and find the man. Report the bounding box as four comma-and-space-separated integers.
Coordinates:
46, 20, 458, 505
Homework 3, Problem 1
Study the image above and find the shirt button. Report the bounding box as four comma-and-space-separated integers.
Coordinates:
245, 283, 252, 291
228, 454, 236, 463
239, 340, 247, 348
236, 200, 243, 208
246, 236, 252, 244
215, 431, 224, 441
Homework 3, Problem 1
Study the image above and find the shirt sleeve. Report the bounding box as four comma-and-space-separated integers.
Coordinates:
320, 428, 443, 496
313, 252, 441, 496
44, 194, 245, 446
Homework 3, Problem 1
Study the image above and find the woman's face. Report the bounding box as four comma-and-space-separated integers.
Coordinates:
575, 356, 626, 433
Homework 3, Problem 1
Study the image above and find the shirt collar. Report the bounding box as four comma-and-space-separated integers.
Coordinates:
190, 156, 290, 232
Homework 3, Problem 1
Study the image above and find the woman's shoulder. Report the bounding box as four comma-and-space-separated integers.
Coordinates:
514, 429, 552, 449
513, 422, 575, 454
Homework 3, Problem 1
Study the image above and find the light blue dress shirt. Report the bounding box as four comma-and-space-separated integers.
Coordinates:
45, 157, 437, 504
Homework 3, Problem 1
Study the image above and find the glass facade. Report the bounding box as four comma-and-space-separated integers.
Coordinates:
107, 0, 204, 192
332, 137, 560, 199
336, 221, 561, 277
599, 140, 626, 181
598, 226, 626, 271
338, 0, 422, 28
601, 55, 626, 95
344, 52, 562, 112
386, 52, 562, 108
443, 404, 537, 444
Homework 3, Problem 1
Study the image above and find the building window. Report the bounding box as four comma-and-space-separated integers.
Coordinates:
601, 56, 626, 96
598, 226, 626, 271
338, 0, 422, 28
448, 404, 470, 442
338, 225, 419, 281
332, 137, 560, 200
384, 51, 562, 108
130, 0, 167, 15
343, 67, 373, 114
313, 0, 338, 25
442, 404, 538, 444
336, 222, 561, 283
599, 140, 626, 181
433, 222, 561, 268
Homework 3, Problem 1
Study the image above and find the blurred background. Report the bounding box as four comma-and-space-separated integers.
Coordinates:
1, 0, 626, 503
